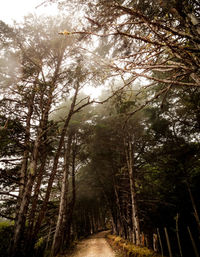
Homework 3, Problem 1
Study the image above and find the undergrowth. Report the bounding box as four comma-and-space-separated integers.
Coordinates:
107, 234, 163, 257
0, 221, 14, 257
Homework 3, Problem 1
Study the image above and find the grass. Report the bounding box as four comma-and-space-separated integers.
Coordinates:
106, 234, 163, 257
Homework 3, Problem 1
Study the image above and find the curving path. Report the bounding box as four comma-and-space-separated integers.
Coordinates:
67, 231, 115, 257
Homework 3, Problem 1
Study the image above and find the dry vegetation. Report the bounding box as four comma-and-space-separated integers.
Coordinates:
107, 234, 163, 257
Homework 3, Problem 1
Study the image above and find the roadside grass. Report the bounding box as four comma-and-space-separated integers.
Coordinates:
106, 234, 163, 257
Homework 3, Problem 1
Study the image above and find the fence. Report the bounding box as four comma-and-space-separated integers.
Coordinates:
148, 216, 200, 257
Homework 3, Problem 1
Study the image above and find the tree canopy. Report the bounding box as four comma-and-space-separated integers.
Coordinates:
0, 1, 200, 257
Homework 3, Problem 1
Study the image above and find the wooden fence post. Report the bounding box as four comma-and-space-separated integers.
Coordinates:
157, 228, 164, 257
164, 227, 173, 257
175, 214, 183, 257
187, 226, 199, 257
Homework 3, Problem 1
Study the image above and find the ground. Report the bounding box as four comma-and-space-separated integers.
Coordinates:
65, 231, 116, 257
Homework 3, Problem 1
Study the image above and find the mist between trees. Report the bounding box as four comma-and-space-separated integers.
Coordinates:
0, 0, 200, 257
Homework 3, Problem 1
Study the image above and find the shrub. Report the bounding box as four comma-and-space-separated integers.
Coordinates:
0, 221, 14, 257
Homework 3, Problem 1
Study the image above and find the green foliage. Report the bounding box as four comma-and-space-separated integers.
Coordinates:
35, 237, 45, 250
0, 1, 200, 256
0, 115, 25, 157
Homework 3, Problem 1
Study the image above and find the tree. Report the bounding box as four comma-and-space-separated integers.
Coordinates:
50, 94, 94, 256
0, 14, 98, 257
54, 0, 200, 114
1, 2, 200, 256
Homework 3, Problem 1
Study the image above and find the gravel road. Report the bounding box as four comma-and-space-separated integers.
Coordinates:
67, 231, 115, 257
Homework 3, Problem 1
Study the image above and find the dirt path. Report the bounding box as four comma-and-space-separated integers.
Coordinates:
66, 231, 116, 257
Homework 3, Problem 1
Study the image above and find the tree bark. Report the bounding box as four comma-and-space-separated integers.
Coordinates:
32, 82, 80, 244
11, 67, 58, 256
62, 144, 77, 248
125, 138, 141, 245
26, 152, 48, 250
51, 134, 72, 256
11, 135, 40, 257
18, 90, 35, 204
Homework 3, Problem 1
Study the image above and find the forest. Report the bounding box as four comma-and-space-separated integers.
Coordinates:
0, 0, 200, 257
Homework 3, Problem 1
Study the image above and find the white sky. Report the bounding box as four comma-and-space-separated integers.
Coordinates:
0, 0, 59, 24
0, 0, 102, 99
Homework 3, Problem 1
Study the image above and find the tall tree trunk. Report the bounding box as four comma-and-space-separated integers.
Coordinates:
15, 89, 36, 232
125, 139, 141, 245
11, 76, 55, 256
32, 83, 80, 245
10, 39, 68, 257
113, 181, 126, 236
18, 90, 35, 203
51, 134, 72, 256
11, 136, 40, 257
26, 152, 48, 252
62, 145, 77, 249
110, 213, 117, 234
